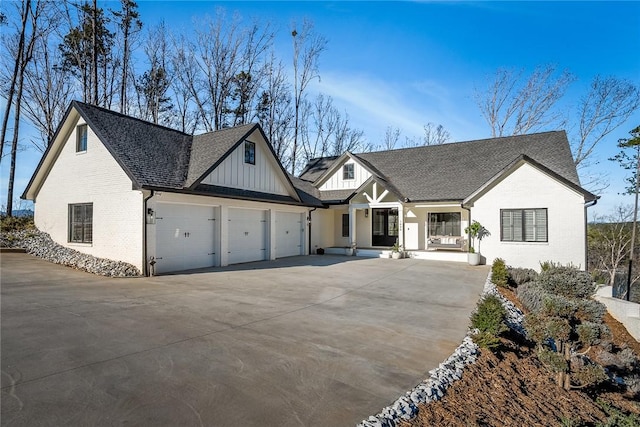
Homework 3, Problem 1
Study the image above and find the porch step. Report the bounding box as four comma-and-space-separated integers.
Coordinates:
322, 247, 468, 263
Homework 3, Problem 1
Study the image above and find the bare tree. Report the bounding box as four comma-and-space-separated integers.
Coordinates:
382, 126, 401, 150
171, 35, 208, 133
300, 93, 335, 162
290, 18, 327, 174
135, 22, 173, 124
0, 0, 32, 161
589, 205, 636, 289
329, 110, 364, 156
59, 0, 115, 106
228, 20, 273, 126
403, 122, 451, 147
256, 51, 293, 164
422, 122, 450, 145
192, 11, 243, 130
3, 0, 46, 216
113, 0, 141, 114
475, 65, 574, 138
573, 76, 640, 167
23, 33, 75, 152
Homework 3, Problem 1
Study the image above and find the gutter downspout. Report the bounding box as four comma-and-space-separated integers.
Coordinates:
143, 190, 154, 276
584, 197, 598, 275
308, 207, 317, 255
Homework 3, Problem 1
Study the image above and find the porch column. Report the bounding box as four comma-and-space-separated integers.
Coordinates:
349, 206, 357, 249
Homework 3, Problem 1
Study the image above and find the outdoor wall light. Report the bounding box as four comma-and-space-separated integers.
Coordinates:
146, 208, 155, 224
365, 209, 369, 218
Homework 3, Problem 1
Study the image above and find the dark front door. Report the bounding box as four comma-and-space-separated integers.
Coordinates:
372, 208, 399, 247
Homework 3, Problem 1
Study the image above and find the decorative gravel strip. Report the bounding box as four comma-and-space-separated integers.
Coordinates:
357, 273, 526, 427
1, 229, 140, 277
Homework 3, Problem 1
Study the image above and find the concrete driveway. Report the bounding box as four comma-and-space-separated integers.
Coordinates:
1, 253, 487, 426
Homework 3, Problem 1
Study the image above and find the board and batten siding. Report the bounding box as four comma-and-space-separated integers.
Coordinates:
319, 161, 371, 191
471, 163, 586, 270
201, 136, 289, 196
33, 113, 144, 271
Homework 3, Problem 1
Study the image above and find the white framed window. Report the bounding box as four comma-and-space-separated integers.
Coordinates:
69, 203, 93, 243
501, 208, 547, 242
343, 163, 354, 180
76, 124, 88, 152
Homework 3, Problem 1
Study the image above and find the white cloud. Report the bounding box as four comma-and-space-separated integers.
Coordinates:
308, 71, 484, 146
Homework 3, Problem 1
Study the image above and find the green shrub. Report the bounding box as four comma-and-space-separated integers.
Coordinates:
471, 295, 507, 335
491, 258, 509, 288
470, 295, 507, 350
596, 399, 640, 427
522, 262, 610, 391
577, 321, 608, 346
573, 363, 608, 388
537, 266, 594, 299
537, 346, 568, 373
575, 299, 606, 323
0, 215, 34, 232
540, 260, 563, 272
471, 330, 502, 350
508, 267, 538, 287
517, 282, 547, 312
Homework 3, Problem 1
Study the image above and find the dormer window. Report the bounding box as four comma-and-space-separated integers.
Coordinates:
244, 141, 255, 165
343, 163, 354, 180
76, 124, 87, 152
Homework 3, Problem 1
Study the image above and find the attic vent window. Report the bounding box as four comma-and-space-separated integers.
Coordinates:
343, 163, 354, 180
244, 141, 255, 165
76, 124, 87, 152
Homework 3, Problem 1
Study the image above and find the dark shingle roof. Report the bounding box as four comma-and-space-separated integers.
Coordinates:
72, 102, 322, 206
287, 176, 325, 207
186, 123, 257, 187
298, 156, 340, 182
76, 101, 191, 189
302, 131, 582, 202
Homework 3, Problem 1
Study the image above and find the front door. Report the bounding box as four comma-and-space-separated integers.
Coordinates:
372, 208, 399, 247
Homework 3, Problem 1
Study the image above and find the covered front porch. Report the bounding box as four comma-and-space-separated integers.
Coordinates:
323, 246, 469, 262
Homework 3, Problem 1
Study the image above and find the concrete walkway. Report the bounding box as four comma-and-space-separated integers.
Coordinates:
1, 253, 488, 426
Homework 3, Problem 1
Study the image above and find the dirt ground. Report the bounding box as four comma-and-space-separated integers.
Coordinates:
402, 289, 640, 427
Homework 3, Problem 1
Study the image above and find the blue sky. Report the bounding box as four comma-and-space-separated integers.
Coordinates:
2, 1, 639, 218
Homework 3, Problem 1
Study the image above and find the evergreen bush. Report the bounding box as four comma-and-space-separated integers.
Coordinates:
470, 294, 507, 350
491, 258, 509, 287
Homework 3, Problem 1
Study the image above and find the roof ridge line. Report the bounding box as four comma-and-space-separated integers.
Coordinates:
73, 100, 191, 136
356, 130, 565, 156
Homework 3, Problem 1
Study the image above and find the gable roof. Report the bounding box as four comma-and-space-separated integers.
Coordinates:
186, 123, 257, 188
75, 101, 192, 189
300, 131, 587, 203
22, 101, 320, 206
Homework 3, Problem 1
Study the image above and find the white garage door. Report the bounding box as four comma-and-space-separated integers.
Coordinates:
276, 211, 304, 258
155, 203, 217, 274
228, 208, 267, 264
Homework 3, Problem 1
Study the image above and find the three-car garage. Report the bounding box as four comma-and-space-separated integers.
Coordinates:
152, 200, 307, 274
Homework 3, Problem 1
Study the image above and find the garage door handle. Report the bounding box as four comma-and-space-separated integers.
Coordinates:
208, 252, 215, 255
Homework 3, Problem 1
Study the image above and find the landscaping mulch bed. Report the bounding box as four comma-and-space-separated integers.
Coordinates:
402, 288, 640, 427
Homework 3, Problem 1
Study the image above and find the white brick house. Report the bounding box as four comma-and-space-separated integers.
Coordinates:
23, 101, 597, 274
